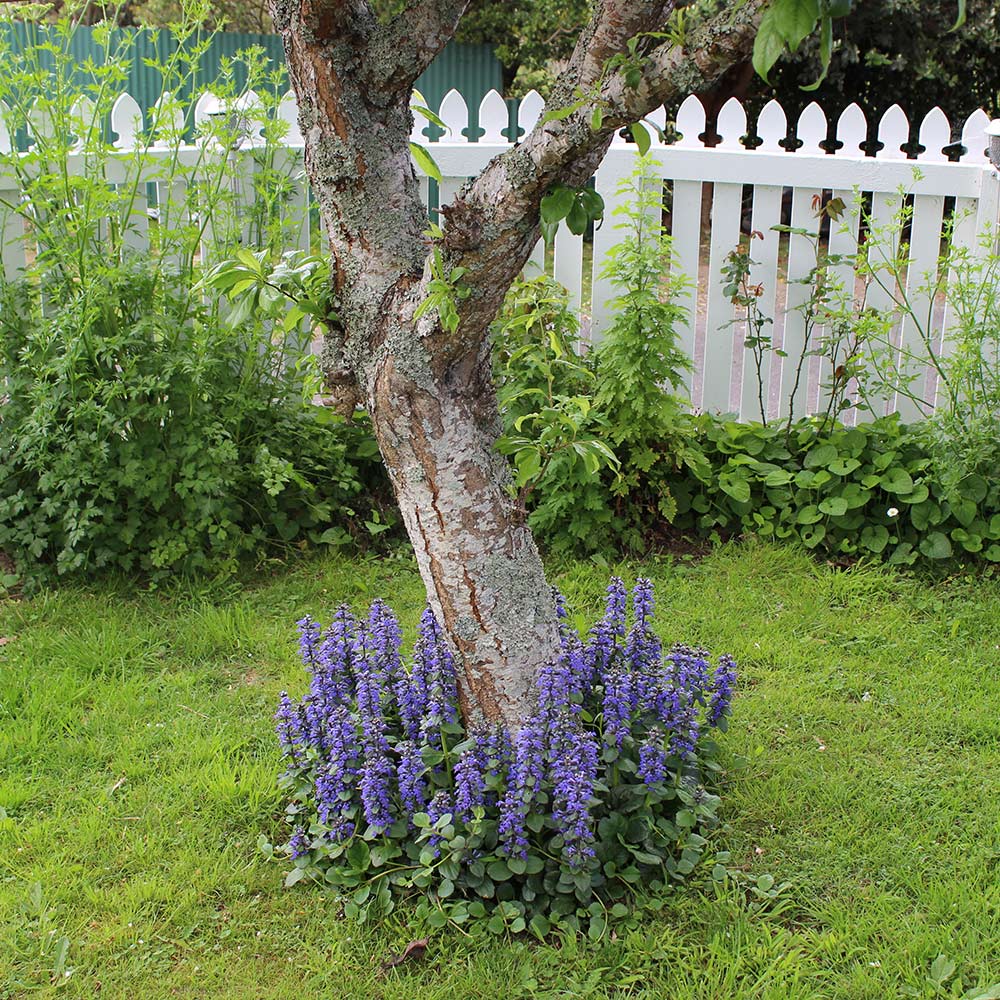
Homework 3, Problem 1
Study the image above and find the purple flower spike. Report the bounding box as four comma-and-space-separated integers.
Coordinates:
454, 741, 487, 822
550, 722, 598, 870
275, 691, 306, 765
396, 739, 427, 816
297, 616, 322, 668
359, 745, 394, 833
708, 654, 737, 726
605, 578, 628, 637
637, 731, 668, 786
288, 826, 309, 859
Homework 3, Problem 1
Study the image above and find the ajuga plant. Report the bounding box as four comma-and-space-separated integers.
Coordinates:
271, 578, 737, 937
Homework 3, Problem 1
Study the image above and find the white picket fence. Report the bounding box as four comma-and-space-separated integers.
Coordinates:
2, 87, 999, 422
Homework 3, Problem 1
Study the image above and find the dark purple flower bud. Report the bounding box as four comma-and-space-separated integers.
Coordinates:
631, 578, 654, 628
297, 616, 322, 668
314, 606, 357, 706
359, 745, 394, 833
601, 666, 633, 748
605, 577, 627, 637
410, 608, 459, 748
367, 599, 402, 683
275, 691, 306, 765
425, 789, 452, 855
668, 701, 700, 762
454, 742, 487, 822
288, 826, 309, 859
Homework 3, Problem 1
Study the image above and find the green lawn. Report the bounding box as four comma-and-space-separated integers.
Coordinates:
2, 543, 999, 999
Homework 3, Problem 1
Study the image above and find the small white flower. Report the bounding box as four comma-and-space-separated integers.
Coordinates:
887, 507, 899, 517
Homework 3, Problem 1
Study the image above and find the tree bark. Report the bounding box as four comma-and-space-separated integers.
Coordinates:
268, 0, 765, 728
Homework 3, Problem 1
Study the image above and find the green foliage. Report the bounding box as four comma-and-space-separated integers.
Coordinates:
539, 184, 605, 245
756, 0, 997, 124
672, 415, 1000, 565
286, 756, 725, 940
0, 10, 390, 590
4, 549, 1000, 994
0, 261, 379, 588
414, 232, 471, 335
496, 158, 704, 553
493, 274, 619, 527
497, 170, 999, 569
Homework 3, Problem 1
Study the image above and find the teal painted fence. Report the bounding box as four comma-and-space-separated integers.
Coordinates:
0, 20, 502, 130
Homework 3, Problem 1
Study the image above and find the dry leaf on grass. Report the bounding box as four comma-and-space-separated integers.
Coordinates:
379, 938, 429, 974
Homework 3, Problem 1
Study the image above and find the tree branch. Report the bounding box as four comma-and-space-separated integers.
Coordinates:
437, 0, 766, 348
268, 0, 375, 40
370, 0, 470, 96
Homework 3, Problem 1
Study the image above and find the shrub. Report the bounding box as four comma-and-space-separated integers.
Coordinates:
0, 260, 383, 587
271, 577, 737, 936
494, 158, 705, 554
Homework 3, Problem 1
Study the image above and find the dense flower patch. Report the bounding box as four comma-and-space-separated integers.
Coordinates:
273, 579, 736, 934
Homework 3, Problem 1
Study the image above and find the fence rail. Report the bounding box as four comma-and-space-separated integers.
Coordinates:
2, 87, 999, 424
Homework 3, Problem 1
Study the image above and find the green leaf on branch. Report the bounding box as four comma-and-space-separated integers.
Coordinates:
630, 122, 651, 155
410, 142, 442, 183
541, 186, 576, 224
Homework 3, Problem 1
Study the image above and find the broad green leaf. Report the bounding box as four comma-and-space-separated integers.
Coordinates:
566, 198, 590, 235
630, 122, 651, 155
541, 186, 575, 223
752, 7, 788, 81
919, 531, 953, 560
409, 142, 442, 182
774, 0, 820, 50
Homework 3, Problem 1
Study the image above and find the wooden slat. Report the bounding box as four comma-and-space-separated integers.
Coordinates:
820, 188, 862, 423
701, 181, 744, 414
934, 196, 979, 410
553, 216, 583, 314
669, 179, 704, 403
589, 160, 632, 343
863, 191, 903, 417
741, 184, 782, 421
778, 187, 822, 420
895, 193, 945, 421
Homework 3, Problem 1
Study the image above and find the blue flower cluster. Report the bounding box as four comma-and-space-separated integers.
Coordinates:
276, 577, 736, 875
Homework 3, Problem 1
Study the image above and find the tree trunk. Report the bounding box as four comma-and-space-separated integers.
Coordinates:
369, 336, 560, 728
271, 2, 562, 729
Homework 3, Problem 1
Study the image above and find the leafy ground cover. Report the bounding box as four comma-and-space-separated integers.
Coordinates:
1, 543, 998, 999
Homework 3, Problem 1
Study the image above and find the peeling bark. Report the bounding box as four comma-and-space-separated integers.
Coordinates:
268, 0, 765, 728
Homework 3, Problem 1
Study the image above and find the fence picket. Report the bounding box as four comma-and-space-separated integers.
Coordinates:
590, 157, 632, 342
478, 90, 507, 144
553, 217, 583, 315
862, 190, 904, 416
743, 184, 782, 421
670, 178, 704, 396
778, 186, 823, 419
702, 180, 743, 413
894, 193, 945, 420
823, 189, 863, 423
